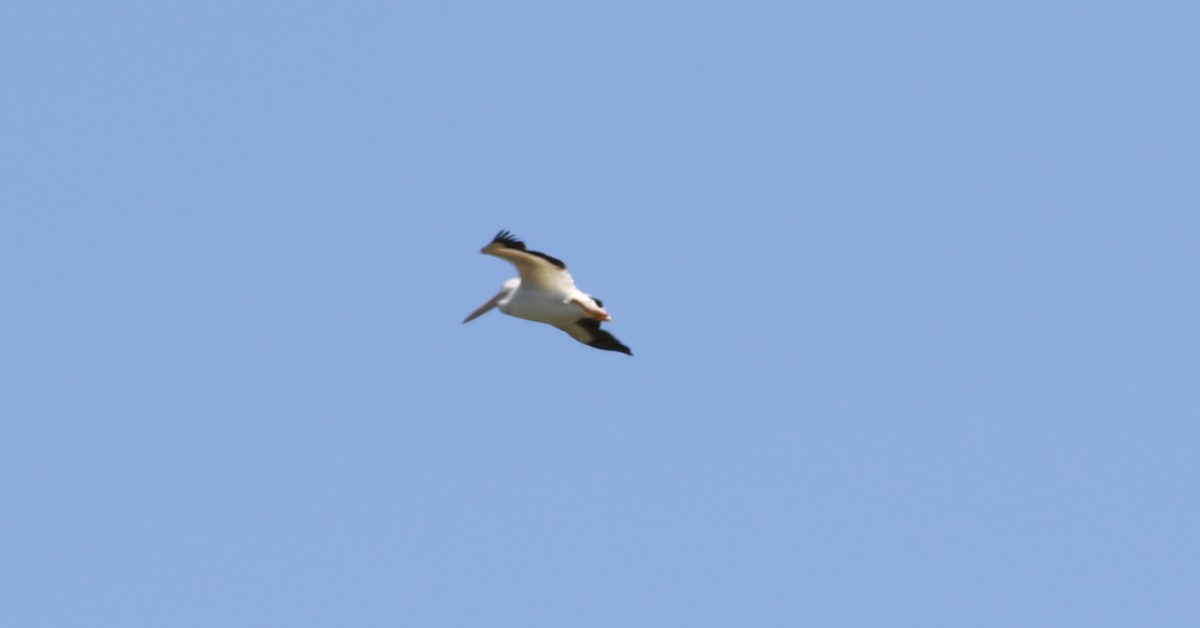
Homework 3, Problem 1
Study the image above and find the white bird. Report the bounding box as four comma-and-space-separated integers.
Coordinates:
463, 230, 632, 355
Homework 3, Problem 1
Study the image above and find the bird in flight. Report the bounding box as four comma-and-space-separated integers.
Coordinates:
463, 230, 632, 355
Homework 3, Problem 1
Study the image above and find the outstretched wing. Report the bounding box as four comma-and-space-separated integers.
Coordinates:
482, 230, 576, 292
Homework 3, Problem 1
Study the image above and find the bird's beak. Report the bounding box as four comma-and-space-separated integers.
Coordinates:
462, 290, 504, 323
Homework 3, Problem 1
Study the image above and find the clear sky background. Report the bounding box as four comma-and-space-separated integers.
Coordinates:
3, 2, 1198, 626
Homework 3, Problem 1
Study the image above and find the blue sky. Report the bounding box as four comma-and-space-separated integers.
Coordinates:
3, 2, 1198, 626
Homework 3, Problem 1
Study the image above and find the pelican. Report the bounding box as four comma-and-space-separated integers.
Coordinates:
463, 230, 632, 355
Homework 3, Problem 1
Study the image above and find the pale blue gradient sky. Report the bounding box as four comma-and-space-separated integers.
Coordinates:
3, 3, 1198, 626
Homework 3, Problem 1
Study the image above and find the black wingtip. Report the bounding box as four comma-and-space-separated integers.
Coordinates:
577, 318, 633, 355
489, 230, 567, 269
491, 230, 526, 250
598, 340, 633, 356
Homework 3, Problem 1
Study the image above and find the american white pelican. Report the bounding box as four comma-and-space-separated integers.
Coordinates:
463, 230, 632, 355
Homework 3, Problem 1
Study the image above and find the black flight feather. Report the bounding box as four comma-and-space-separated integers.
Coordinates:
491, 230, 566, 269
574, 318, 633, 355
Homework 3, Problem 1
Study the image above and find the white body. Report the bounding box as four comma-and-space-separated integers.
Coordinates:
496, 278, 596, 327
